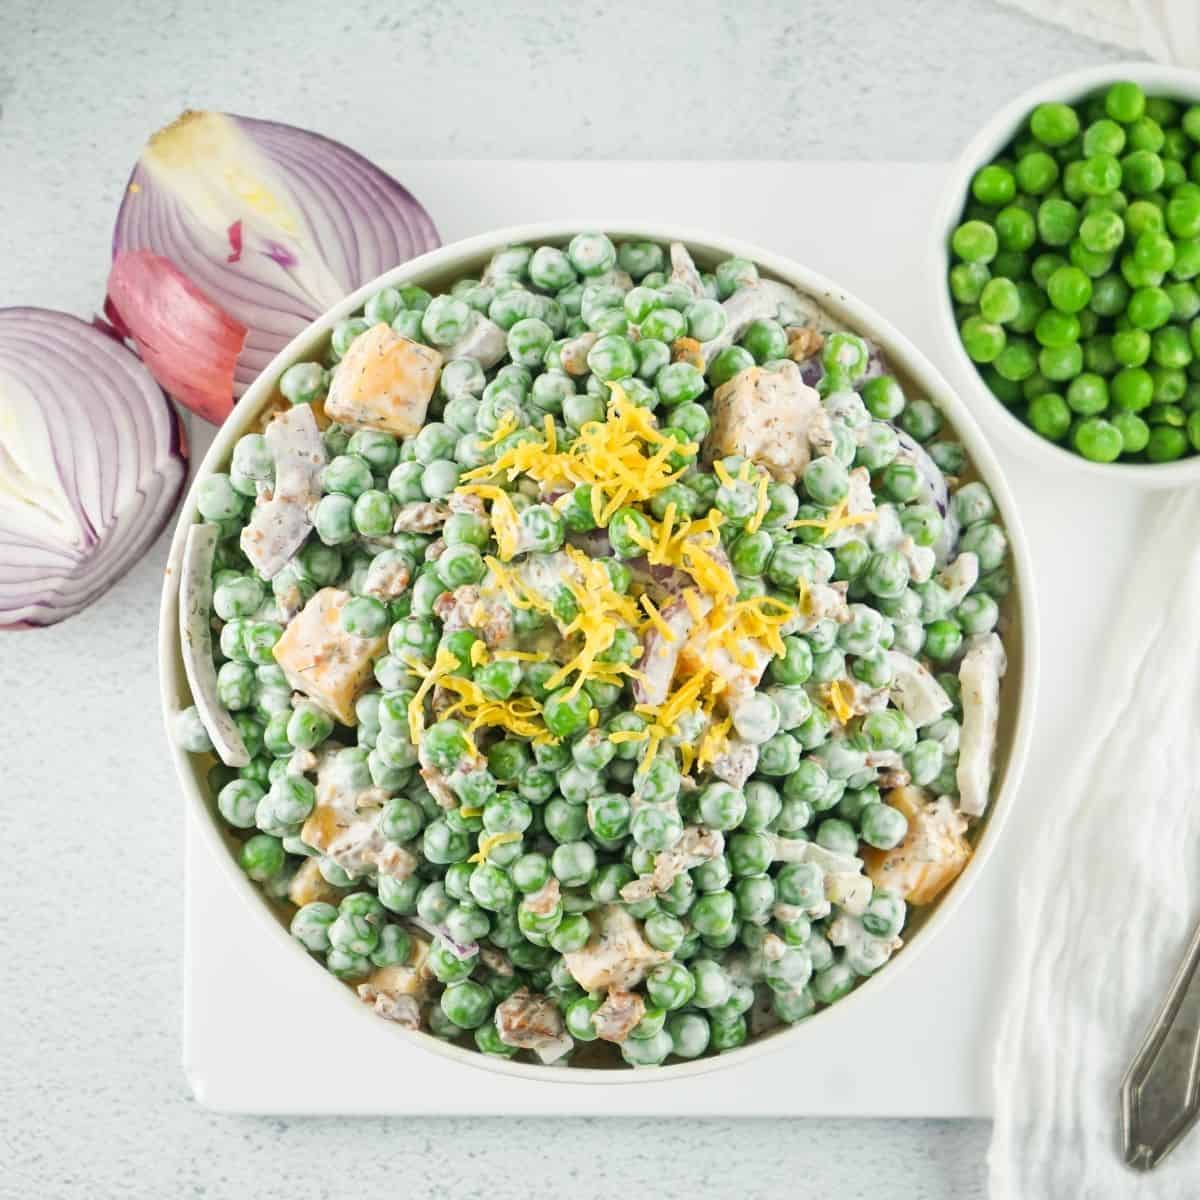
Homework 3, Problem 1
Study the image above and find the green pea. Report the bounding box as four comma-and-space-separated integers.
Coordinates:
707, 345, 755, 388
607, 506, 652, 558
345, 487, 391, 537
529, 245, 577, 291
1046, 265, 1093, 313
567, 232, 617, 276
421, 295, 474, 347
970, 163, 1015, 206
803, 456, 850, 507
655, 361, 706, 407
1037, 198, 1080, 247
960, 315, 1005, 363
860, 802, 909, 850
1015, 150, 1059, 194
1146, 423, 1189, 461
1063, 372, 1107, 416
542, 688, 594, 738
1028, 392, 1071, 441
951, 220, 998, 263
1031, 101, 1080, 147
441, 979, 493, 1029
1123, 149, 1165, 194
880, 461, 921, 503
239, 833, 284, 881
923, 618, 963, 662
1039, 342, 1084, 382
501, 316, 550, 368
979, 277, 1020, 324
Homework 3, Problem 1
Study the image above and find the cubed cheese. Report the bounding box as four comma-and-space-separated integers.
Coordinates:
325, 322, 442, 436
863, 786, 971, 905
287, 857, 344, 907
272, 587, 386, 724
704, 361, 822, 484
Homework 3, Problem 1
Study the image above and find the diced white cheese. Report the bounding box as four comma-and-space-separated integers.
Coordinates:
668, 241, 706, 299
887, 651, 953, 728
704, 361, 822, 484
240, 403, 326, 580
956, 633, 1006, 816
940, 552, 980, 608
440, 314, 507, 369
562, 905, 669, 991
701, 279, 836, 361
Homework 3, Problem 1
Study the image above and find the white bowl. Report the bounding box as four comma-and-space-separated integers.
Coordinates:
159, 222, 1040, 1083
931, 61, 1200, 489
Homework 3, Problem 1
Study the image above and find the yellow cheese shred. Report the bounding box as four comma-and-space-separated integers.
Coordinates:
406, 646, 462, 744
481, 410, 519, 447
697, 717, 732, 769
458, 485, 521, 560
639, 594, 676, 641
438, 673, 550, 741
745, 471, 771, 534
469, 831, 521, 864
826, 679, 857, 724
789, 498, 878, 538
458, 382, 692, 518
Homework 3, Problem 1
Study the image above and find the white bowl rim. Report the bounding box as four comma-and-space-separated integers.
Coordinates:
931, 60, 1200, 490
159, 219, 1040, 1084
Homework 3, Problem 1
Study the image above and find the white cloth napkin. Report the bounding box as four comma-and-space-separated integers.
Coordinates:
1001, 0, 1199, 63
988, 490, 1200, 1197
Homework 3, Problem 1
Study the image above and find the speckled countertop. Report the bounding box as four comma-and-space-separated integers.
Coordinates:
0, 2, 1132, 1196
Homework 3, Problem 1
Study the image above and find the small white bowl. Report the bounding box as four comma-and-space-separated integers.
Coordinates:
160, 222, 1039, 1082
932, 61, 1200, 489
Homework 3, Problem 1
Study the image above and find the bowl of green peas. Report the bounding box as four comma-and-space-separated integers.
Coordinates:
161, 222, 1038, 1078
935, 63, 1200, 483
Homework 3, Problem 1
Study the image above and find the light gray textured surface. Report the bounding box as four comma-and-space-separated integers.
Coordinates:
0, 2, 1132, 1197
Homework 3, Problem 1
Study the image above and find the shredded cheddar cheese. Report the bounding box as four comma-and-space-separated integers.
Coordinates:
460, 383, 692, 521
438, 673, 552, 742
458, 485, 521, 560
444, 377, 818, 779
639, 594, 676, 641
745, 471, 771, 534
481, 410, 519, 447
826, 679, 857, 724
406, 646, 462, 743
789, 498, 878, 538
469, 831, 521, 863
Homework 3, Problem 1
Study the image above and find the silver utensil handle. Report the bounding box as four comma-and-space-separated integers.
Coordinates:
1120, 918, 1200, 1171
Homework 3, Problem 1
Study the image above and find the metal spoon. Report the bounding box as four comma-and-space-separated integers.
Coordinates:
1120, 918, 1200, 1170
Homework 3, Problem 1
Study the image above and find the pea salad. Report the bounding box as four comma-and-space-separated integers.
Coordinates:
949, 80, 1200, 464
176, 233, 1011, 1067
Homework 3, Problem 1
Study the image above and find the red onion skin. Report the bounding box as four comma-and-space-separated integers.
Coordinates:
106, 250, 246, 424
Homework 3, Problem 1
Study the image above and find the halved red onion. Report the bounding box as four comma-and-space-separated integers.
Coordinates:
110, 110, 440, 420
0, 308, 187, 628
